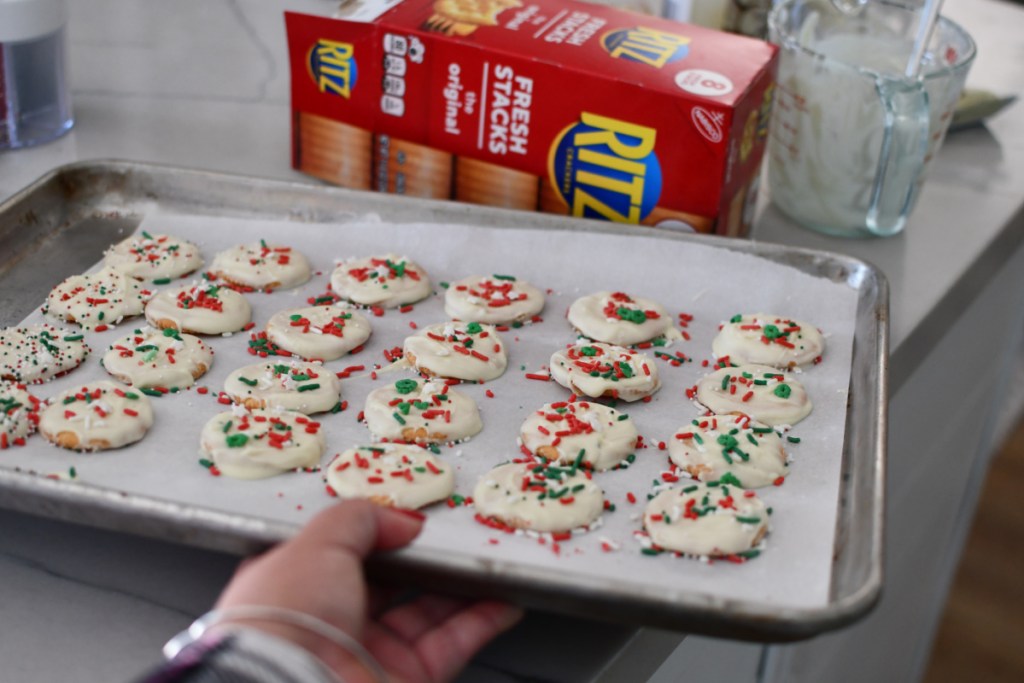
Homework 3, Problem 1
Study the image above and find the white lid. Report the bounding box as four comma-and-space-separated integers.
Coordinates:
0, 0, 66, 43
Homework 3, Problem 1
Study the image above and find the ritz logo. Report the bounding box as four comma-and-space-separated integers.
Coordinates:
601, 27, 691, 68
309, 39, 357, 98
548, 113, 662, 223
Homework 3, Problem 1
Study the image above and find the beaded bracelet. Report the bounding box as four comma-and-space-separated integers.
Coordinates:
163, 605, 387, 682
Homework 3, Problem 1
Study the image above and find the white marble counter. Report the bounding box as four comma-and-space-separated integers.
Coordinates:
1, 0, 1022, 681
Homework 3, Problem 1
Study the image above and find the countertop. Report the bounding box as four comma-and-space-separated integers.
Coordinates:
1, 0, 1022, 681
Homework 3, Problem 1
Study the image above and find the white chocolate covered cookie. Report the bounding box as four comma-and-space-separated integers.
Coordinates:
0, 324, 90, 383
145, 283, 252, 335
567, 291, 671, 346
223, 360, 341, 414
329, 254, 431, 308
643, 482, 769, 558
104, 232, 203, 281
103, 327, 213, 390
209, 241, 312, 291
669, 414, 788, 488
473, 461, 604, 533
520, 399, 637, 471
444, 274, 545, 324
364, 377, 482, 443
712, 313, 824, 368
39, 381, 155, 451
45, 266, 149, 331
265, 305, 372, 361
549, 342, 660, 402
404, 322, 507, 382
694, 364, 812, 427
325, 443, 455, 509
0, 382, 41, 448
199, 408, 325, 479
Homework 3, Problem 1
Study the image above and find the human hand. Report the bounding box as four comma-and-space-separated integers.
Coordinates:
214, 500, 523, 683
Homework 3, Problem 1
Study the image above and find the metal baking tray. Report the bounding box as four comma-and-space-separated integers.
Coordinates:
0, 160, 887, 641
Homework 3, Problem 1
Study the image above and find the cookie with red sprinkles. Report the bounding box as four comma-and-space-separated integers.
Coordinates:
473, 461, 604, 533
330, 254, 431, 309
363, 377, 482, 443
694, 364, 812, 427
567, 291, 671, 346
209, 241, 312, 291
712, 313, 824, 369
102, 327, 213, 389
199, 407, 325, 479
669, 414, 789, 488
404, 321, 508, 382
45, 266, 150, 331
144, 283, 252, 335
325, 443, 455, 509
0, 382, 41, 448
519, 399, 637, 471
444, 274, 545, 324
642, 481, 770, 558
549, 342, 660, 402
0, 323, 90, 383
264, 304, 372, 361
104, 232, 203, 281
38, 380, 155, 451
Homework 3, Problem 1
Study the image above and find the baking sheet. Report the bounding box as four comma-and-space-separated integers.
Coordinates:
5, 210, 858, 612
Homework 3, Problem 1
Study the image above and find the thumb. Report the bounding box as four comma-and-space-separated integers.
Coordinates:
295, 500, 425, 560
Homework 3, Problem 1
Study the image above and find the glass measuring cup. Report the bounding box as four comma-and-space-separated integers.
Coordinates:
766, 0, 975, 237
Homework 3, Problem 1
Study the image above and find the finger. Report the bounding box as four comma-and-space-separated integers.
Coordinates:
377, 594, 472, 642
413, 601, 524, 683
296, 500, 424, 560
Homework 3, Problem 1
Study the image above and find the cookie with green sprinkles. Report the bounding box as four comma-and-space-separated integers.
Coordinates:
694, 364, 812, 427
330, 254, 431, 308
38, 380, 155, 452
404, 321, 508, 382
0, 382, 41, 448
0, 323, 90, 383
520, 398, 638, 471
472, 461, 605, 533
199, 408, 325, 479
103, 327, 213, 389
209, 241, 312, 291
443, 274, 545, 324
45, 266, 150, 331
363, 378, 482, 443
144, 282, 252, 335
567, 291, 672, 346
223, 360, 342, 415
264, 304, 372, 361
712, 313, 824, 369
643, 481, 769, 558
669, 413, 788, 488
325, 443, 455, 509
103, 232, 203, 281
549, 342, 660, 402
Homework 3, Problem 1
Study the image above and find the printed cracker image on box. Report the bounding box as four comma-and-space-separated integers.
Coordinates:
374, 134, 454, 198
286, 0, 777, 236
296, 112, 372, 190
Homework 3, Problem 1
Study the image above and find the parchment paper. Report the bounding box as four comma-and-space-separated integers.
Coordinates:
6, 212, 859, 610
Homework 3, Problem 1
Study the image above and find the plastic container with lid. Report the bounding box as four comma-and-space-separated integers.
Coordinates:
0, 0, 73, 150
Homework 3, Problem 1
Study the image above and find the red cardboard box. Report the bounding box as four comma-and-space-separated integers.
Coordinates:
286, 0, 777, 236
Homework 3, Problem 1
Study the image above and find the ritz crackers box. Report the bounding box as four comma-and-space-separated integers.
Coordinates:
285, 0, 777, 236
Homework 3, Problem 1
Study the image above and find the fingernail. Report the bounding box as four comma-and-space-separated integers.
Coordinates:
393, 507, 426, 521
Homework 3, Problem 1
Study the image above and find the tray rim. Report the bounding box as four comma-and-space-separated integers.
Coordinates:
0, 159, 888, 641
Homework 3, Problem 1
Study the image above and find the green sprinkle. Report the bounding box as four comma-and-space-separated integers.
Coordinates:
124, 391, 139, 400
719, 472, 743, 487
616, 414, 630, 421
721, 374, 731, 390
238, 377, 258, 387
751, 426, 773, 433
465, 322, 483, 335
717, 434, 738, 450
580, 346, 598, 356
162, 328, 182, 340
762, 324, 782, 339
746, 433, 759, 446
226, 434, 249, 448
641, 548, 662, 556
392, 412, 406, 425
290, 373, 311, 382
330, 401, 343, 414
97, 311, 105, 321
222, 420, 232, 433
787, 436, 801, 443
139, 388, 162, 397
440, 281, 450, 289
736, 516, 762, 524
289, 314, 303, 321
683, 485, 699, 493
616, 306, 647, 324
730, 314, 743, 323
773, 384, 792, 399
297, 383, 320, 392
395, 379, 418, 394
492, 274, 516, 281
62, 334, 84, 342
398, 402, 411, 415
152, 277, 172, 285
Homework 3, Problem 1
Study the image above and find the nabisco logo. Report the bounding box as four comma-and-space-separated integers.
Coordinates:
691, 106, 723, 144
